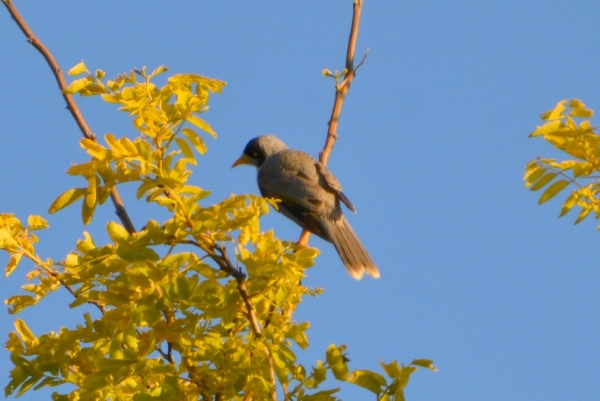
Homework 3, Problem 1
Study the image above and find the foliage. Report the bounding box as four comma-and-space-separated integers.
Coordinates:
523, 99, 600, 226
2, 62, 435, 400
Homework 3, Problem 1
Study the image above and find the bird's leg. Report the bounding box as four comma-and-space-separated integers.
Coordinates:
298, 230, 311, 247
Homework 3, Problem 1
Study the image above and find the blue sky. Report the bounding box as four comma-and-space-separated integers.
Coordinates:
2, 2, 600, 400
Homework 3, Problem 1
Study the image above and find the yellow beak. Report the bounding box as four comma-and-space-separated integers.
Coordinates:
231, 154, 252, 168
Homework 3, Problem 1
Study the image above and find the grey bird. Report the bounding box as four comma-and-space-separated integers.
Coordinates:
232, 135, 379, 279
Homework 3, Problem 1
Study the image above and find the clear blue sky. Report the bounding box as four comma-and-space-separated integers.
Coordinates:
2, 2, 600, 400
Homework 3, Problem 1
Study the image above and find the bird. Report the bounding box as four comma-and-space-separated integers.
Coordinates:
232, 135, 379, 279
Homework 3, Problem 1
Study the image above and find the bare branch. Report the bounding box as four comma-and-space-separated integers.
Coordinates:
3, 0, 136, 235
300, 0, 367, 244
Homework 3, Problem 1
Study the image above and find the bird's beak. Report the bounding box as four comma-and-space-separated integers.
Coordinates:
231, 154, 251, 168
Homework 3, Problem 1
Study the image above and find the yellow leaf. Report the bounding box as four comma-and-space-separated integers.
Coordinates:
101, 93, 120, 103
63, 76, 94, 94
79, 83, 108, 96
48, 188, 87, 213
105, 133, 125, 155
559, 192, 577, 217
81, 196, 96, 225
67, 61, 87, 76
80, 138, 108, 160
27, 215, 49, 230
553, 160, 578, 171
188, 115, 217, 138
530, 172, 557, 191
86, 175, 97, 208
107, 221, 129, 243
182, 128, 207, 154
570, 99, 594, 118
524, 166, 545, 187
574, 205, 592, 225
530, 120, 563, 137
119, 137, 138, 155
168, 74, 227, 92
573, 162, 593, 178
5, 253, 22, 277
538, 180, 569, 204
151, 65, 169, 76
540, 100, 568, 121
175, 137, 197, 165
14, 319, 35, 342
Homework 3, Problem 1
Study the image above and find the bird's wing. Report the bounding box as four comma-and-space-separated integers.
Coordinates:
258, 150, 343, 237
259, 150, 331, 211
314, 162, 356, 213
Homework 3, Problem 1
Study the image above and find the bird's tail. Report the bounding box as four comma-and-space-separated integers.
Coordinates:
322, 215, 379, 280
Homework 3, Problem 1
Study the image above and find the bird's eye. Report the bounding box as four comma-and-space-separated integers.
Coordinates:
252, 152, 259, 158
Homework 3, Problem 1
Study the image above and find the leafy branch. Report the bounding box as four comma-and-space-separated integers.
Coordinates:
2, 1, 434, 400
525, 99, 600, 226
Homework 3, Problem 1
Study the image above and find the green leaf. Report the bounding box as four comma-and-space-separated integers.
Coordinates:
302, 388, 340, 401
48, 188, 86, 213
410, 359, 438, 371
538, 180, 569, 204
326, 345, 349, 381
95, 357, 137, 370
67, 61, 87, 76
287, 322, 310, 349
107, 221, 129, 243
175, 137, 197, 165
380, 360, 402, 379
348, 370, 386, 394
530, 172, 557, 191
118, 247, 159, 262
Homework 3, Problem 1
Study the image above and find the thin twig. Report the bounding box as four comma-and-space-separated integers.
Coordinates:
299, 0, 367, 245
48, 269, 106, 313
3, 0, 136, 235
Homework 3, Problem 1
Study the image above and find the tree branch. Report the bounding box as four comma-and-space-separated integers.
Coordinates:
178, 238, 276, 399
3, 0, 136, 235
299, 0, 367, 245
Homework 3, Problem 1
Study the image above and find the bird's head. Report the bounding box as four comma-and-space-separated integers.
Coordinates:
232, 135, 288, 168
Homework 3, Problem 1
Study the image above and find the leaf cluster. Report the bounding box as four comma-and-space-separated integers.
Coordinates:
2, 63, 433, 400
524, 99, 600, 226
